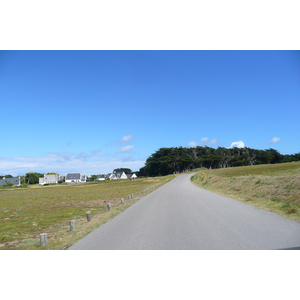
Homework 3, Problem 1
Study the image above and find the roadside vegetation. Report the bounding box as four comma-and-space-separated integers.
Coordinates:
139, 146, 300, 177
191, 161, 300, 222
0, 175, 174, 250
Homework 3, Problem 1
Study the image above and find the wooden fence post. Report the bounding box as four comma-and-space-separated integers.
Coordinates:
39, 233, 48, 247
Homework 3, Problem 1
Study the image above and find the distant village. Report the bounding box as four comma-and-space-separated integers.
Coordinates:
0, 171, 137, 187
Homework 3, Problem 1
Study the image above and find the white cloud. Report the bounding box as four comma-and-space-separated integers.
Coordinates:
230, 141, 245, 148
122, 135, 133, 142
116, 145, 134, 153
187, 137, 219, 147
270, 137, 281, 144
0, 150, 144, 176
108, 135, 133, 146
209, 139, 218, 145
187, 141, 197, 147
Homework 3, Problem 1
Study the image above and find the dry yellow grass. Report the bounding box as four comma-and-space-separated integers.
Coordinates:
0, 175, 174, 250
191, 161, 300, 222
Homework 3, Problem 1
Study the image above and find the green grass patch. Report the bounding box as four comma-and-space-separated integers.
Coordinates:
191, 167, 208, 172
0, 175, 174, 250
191, 161, 300, 222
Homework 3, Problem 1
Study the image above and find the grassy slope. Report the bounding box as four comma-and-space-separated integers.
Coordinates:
0, 175, 174, 250
191, 161, 300, 222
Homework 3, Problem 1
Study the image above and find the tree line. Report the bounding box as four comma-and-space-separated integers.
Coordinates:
138, 146, 300, 177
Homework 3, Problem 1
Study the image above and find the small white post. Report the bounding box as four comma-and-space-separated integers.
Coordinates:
121, 198, 124, 204
86, 212, 92, 222
107, 203, 111, 210
70, 220, 75, 231
39, 233, 48, 247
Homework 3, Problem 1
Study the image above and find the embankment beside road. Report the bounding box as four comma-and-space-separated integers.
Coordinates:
191, 161, 300, 222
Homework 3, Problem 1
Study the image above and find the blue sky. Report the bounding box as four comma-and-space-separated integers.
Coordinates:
1, 50, 300, 176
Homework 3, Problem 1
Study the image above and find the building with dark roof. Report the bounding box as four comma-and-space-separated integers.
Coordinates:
65, 173, 87, 183
0, 177, 21, 186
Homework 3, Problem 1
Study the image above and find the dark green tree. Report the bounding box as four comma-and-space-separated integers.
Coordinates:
139, 145, 292, 177
265, 148, 283, 164
256, 150, 273, 164
113, 168, 132, 174
137, 166, 148, 177
87, 175, 98, 181
282, 152, 300, 162
25, 172, 41, 184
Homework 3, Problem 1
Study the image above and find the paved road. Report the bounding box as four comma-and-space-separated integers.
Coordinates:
68, 174, 300, 250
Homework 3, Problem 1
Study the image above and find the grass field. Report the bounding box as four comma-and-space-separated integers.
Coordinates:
0, 175, 174, 250
191, 161, 300, 222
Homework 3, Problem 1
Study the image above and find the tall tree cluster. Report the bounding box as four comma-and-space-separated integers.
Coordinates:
138, 146, 300, 177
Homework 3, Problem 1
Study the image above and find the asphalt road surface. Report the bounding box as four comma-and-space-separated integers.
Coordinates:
68, 174, 300, 250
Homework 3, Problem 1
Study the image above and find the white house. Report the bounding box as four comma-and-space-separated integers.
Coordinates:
96, 174, 108, 181
96, 171, 138, 181
65, 173, 87, 183
110, 171, 128, 180
127, 173, 137, 180
0, 177, 21, 187
39, 174, 60, 185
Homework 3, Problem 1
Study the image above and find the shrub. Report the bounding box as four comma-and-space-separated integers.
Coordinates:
271, 197, 279, 202
281, 203, 297, 214
281, 203, 291, 209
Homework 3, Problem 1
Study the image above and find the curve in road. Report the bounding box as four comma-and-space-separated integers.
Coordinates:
69, 174, 300, 250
